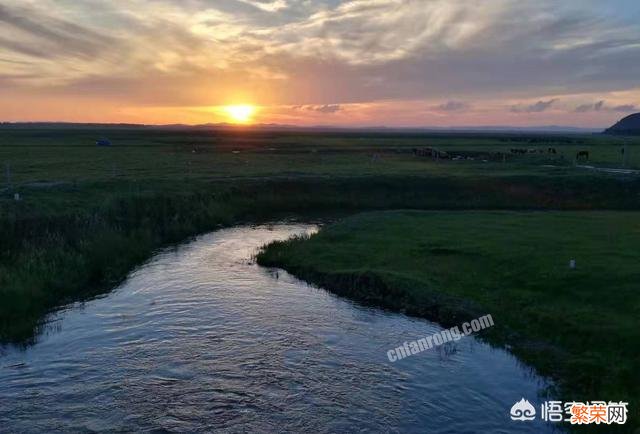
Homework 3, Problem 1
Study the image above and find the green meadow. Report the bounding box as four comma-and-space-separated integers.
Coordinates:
1, 125, 639, 428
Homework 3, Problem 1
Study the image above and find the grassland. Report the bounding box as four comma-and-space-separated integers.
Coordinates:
257, 210, 640, 427
2, 126, 639, 187
1, 124, 639, 349
1, 125, 639, 432
2, 126, 639, 216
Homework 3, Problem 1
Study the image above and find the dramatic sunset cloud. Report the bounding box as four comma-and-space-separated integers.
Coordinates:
0, 0, 639, 126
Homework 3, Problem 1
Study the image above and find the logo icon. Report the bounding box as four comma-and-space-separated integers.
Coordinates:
510, 398, 536, 421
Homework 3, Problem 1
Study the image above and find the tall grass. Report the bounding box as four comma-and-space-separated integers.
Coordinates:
1, 174, 639, 342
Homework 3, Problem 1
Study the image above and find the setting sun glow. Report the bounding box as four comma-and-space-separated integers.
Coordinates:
224, 105, 256, 124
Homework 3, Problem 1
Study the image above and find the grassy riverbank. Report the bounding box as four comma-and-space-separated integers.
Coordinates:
5, 171, 640, 341
5, 174, 634, 343
257, 211, 640, 424
2, 126, 639, 349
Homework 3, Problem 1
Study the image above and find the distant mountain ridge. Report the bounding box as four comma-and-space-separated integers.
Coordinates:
605, 113, 640, 135
0, 121, 600, 134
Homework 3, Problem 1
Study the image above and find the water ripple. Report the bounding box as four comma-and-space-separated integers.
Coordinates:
0, 225, 556, 433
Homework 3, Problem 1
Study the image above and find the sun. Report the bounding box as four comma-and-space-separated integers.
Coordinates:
224, 105, 256, 124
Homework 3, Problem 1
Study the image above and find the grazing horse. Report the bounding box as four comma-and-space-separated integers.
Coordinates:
548, 147, 557, 154
576, 150, 589, 161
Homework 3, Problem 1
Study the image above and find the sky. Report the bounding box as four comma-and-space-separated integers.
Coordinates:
1, 0, 639, 127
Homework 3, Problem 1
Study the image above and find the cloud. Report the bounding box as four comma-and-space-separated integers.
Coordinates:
612, 104, 637, 112
294, 104, 342, 113
1, 0, 640, 126
510, 99, 557, 113
312, 104, 341, 113
435, 101, 469, 111
234, 0, 289, 12
0, 4, 114, 59
574, 100, 637, 113
575, 100, 604, 112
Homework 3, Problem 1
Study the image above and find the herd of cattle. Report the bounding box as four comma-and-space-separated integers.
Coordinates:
509, 147, 556, 154
510, 147, 590, 160
412, 147, 590, 161
413, 147, 450, 159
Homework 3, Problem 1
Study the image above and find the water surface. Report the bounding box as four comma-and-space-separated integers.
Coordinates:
0, 224, 555, 432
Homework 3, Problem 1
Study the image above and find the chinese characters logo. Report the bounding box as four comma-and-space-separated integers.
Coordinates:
511, 398, 628, 425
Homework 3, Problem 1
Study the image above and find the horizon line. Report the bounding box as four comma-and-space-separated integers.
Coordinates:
0, 121, 607, 132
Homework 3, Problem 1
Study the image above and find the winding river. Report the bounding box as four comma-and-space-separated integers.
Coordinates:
0, 224, 556, 433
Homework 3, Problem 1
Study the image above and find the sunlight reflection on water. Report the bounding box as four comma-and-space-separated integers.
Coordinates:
0, 224, 557, 433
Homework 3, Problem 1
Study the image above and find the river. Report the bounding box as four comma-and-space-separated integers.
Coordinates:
0, 224, 556, 433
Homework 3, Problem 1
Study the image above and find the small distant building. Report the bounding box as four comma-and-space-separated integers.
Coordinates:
96, 138, 112, 146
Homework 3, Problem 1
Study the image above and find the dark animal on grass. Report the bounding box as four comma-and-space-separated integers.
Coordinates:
414, 147, 448, 159
413, 148, 434, 157
548, 148, 557, 154
576, 151, 589, 161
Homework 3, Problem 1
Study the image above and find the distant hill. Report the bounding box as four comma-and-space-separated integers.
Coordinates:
605, 113, 640, 135
0, 122, 600, 134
